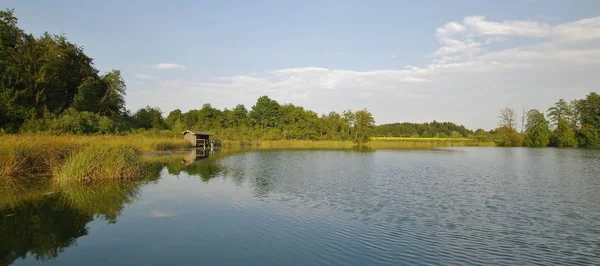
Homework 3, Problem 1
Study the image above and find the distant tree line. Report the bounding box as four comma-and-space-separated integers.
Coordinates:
155, 96, 375, 145
492, 93, 600, 148
375, 121, 472, 138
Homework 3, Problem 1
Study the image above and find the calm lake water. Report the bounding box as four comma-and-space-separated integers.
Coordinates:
2, 148, 600, 265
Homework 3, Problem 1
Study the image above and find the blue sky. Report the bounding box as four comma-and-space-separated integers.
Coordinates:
4, 0, 600, 129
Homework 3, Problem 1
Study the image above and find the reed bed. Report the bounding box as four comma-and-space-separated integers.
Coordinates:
53, 145, 142, 182
0, 135, 494, 181
0, 135, 190, 179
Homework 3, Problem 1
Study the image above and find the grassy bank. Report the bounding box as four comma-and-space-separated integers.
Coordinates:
0, 135, 494, 180
0, 135, 190, 179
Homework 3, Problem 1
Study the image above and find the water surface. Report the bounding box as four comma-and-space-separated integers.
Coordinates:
2, 148, 600, 265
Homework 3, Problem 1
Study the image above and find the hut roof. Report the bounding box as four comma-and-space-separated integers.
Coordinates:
182, 130, 211, 136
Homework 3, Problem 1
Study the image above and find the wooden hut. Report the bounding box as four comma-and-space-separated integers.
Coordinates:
182, 130, 211, 148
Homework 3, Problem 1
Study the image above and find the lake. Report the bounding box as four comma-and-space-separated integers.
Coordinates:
2, 148, 600, 265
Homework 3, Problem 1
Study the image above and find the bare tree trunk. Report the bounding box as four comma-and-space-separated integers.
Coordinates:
521, 108, 526, 134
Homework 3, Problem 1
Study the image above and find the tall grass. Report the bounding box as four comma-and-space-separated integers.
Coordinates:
0, 136, 85, 178
0, 135, 494, 181
0, 135, 190, 178
53, 145, 142, 182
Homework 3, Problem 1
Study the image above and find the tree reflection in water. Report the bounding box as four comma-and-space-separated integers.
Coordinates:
0, 179, 143, 265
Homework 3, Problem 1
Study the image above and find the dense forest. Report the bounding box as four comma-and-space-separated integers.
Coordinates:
1, 9, 599, 148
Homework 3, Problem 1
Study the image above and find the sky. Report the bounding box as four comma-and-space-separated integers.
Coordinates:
3, 0, 600, 129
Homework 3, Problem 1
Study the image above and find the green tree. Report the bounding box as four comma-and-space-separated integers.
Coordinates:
551, 119, 577, 147
342, 110, 355, 140
353, 109, 375, 147
473, 129, 492, 142
523, 109, 550, 147
547, 99, 577, 147
494, 126, 524, 147
165, 109, 182, 128
133, 106, 166, 129
547, 99, 573, 127
72, 77, 105, 113
99, 70, 126, 116
574, 93, 600, 148
232, 104, 249, 127
0, 10, 98, 130
249, 96, 280, 129
576, 125, 600, 148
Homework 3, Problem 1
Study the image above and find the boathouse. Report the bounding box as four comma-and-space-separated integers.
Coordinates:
182, 130, 211, 147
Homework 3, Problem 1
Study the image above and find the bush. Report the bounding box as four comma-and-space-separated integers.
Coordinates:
494, 126, 524, 147
20, 109, 125, 135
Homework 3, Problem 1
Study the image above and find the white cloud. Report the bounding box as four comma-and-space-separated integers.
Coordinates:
436, 21, 467, 37
127, 16, 600, 130
462, 16, 552, 37
554, 17, 600, 43
134, 73, 159, 80
152, 63, 186, 70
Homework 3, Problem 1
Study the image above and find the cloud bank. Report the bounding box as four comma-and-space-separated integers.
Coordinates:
128, 16, 600, 129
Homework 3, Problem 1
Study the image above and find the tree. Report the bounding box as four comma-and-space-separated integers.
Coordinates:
249, 96, 280, 129
353, 109, 375, 147
165, 109, 182, 128
0, 9, 98, 130
577, 125, 600, 148
473, 129, 492, 142
72, 77, 105, 113
574, 93, 600, 148
99, 70, 126, 116
133, 106, 166, 129
232, 104, 248, 127
551, 119, 577, 147
520, 108, 526, 134
341, 110, 355, 140
498, 108, 517, 129
523, 109, 550, 147
494, 126, 524, 147
547, 99, 577, 147
547, 99, 574, 128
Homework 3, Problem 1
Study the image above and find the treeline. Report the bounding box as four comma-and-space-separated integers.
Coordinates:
491, 93, 600, 148
0, 9, 129, 132
140, 96, 376, 143
375, 121, 472, 138
0, 9, 376, 143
